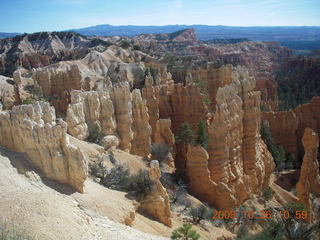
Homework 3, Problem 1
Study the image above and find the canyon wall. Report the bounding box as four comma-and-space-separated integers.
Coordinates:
142, 65, 274, 209
262, 97, 320, 160
186, 65, 274, 209
66, 82, 151, 157
189, 41, 292, 110
0, 101, 87, 192
296, 128, 320, 222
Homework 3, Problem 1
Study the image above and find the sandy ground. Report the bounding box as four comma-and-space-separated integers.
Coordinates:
0, 141, 235, 240
0, 150, 168, 240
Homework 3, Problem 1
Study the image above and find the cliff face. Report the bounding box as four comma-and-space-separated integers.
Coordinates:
66, 83, 151, 156
142, 65, 274, 209
31, 46, 147, 112
185, 65, 274, 209
296, 128, 320, 221
130, 89, 152, 157
186, 41, 292, 110
142, 82, 208, 169
0, 32, 94, 76
0, 101, 87, 192
170, 29, 198, 44
262, 97, 320, 160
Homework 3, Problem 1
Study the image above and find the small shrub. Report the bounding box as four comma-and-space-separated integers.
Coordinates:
126, 170, 152, 197
189, 204, 211, 224
133, 45, 141, 51
120, 40, 130, 49
88, 161, 106, 178
171, 224, 201, 240
236, 224, 250, 239
21, 98, 35, 105
262, 186, 273, 202
100, 165, 130, 190
151, 143, 170, 163
89, 162, 152, 197
87, 126, 103, 145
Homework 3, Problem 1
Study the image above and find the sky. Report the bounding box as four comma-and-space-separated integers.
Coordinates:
0, 0, 319, 33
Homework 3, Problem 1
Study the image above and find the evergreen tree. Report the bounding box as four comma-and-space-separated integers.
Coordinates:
275, 146, 286, 171
194, 120, 209, 149
175, 123, 194, 145
171, 224, 201, 240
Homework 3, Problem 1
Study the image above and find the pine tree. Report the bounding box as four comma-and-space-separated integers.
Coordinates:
175, 123, 194, 145
171, 224, 201, 240
194, 120, 209, 149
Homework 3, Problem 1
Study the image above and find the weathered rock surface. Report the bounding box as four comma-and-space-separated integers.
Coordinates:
0, 31, 116, 77
143, 82, 208, 169
189, 41, 292, 110
0, 75, 17, 109
0, 101, 87, 192
185, 66, 275, 209
66, 90, 117, 140
111, 82, 134, 152
100, 135, 120, 150
171, 29, 198, 44
186, 145, 218, 204
66, 83, 152, 155
154, 119, 176, 158
30, 46, 148, 111
296, 128, 320, 221
262, 97, 320, 160
139, 161, 172, 227
131, 89, 152, 158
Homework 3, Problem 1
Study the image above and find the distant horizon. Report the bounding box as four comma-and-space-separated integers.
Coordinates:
1, 0, 319, 33
2, 24, 320, 35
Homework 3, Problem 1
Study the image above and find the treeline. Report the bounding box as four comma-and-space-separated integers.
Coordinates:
204, 38, 250, 44
276, 56, 320, 111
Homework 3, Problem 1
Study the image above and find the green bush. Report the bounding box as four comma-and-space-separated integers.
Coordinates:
89, 163, 152, 197
236, 224, 250, 239
87, 126, 103, 145
133, 45, 141, 51
120, 40, 130, 49
188, 205, 211, 224
100, 165, 130, 190
175, 122, 194, 145
261, 186, 273, 202
171, 224, 201, 240
21, 98, 35, 105
151, 143, 170, 163
260, 121, 290, 170
243, 202, 320, 240
194, 120, 209, 149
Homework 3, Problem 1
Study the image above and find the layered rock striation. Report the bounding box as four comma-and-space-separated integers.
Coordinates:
142, 65, 274, 209
185, 65, 275, 209
139, 161, 172, 227
0, 101, 87, 192
262, 97, 320, 160
296, 128, 320, 221
66, 82, 151, 156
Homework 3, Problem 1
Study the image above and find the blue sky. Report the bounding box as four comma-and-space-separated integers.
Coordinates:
1, 0, 319, 33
